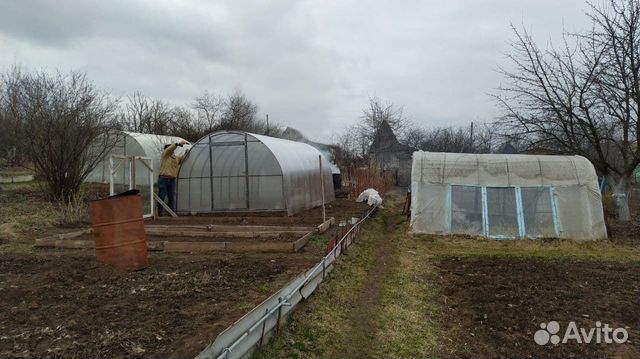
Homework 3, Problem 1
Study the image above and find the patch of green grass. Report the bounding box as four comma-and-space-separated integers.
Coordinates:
303, 234, 329, 252
0, 181, 89, 254
376, 233, 441, 357
257, 282, 274, 294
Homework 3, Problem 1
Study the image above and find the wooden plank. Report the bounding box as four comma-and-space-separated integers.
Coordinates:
163, 241, 227, 252
34, 228, 92, 243
293, 231, 314, 252
316, 217, 335, 234
144, 229, 309, 238
153, 192, 178, 217
225, 241, 293, 253
144, 224, 316, 232
55, 239, 95, 249
151, 216, 323, 225
34, 238, 94, 249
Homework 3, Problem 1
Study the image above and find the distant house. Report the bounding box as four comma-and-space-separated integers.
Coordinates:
498, 142, 518, 154
368, 120, 414, 186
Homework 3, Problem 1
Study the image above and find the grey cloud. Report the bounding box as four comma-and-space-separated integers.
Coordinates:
0, 0, 591, 141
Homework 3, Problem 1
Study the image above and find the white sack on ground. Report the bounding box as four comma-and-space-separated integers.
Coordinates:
356, 188, 383, 207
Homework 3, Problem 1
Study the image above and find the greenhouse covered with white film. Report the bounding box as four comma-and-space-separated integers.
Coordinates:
86, 131, 190, 186
176, 131, 335, 216
410, 152, 607, 240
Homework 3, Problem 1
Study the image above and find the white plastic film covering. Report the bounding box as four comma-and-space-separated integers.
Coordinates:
86, 131, 190, 185
176, 131, 335, 216
411, 152, 607, 241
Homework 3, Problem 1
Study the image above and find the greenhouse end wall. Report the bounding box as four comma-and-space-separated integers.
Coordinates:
410, 152, 607, 241
176, 131, 335, 216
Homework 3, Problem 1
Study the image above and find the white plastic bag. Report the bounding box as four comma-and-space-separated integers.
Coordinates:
356, 188, 383, 207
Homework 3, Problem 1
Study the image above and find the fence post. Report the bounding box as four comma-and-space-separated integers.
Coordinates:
275, 298, 283, 332
259, 308, 269, 346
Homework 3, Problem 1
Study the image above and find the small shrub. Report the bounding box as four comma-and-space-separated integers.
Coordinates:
345, 166, 394, 198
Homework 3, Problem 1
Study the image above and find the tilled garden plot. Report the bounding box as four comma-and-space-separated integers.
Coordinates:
435, 257, 640, 359
0, 251, 320, 359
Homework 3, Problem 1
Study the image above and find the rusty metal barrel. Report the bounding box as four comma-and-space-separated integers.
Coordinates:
90, 189, 148, 271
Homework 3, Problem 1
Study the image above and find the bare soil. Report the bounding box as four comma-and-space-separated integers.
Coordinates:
0, 250, 321, 359
435, 256, 640, 359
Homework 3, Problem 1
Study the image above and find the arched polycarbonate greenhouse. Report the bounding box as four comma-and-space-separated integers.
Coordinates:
410, 152, 607, 240
176, 131, 335, 216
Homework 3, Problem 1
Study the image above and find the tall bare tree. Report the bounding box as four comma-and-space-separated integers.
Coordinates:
121, 91, 174, 135
359, 95, 408, 144
5, 70, 118, 201
495, 0, 640, 221
192, 90, 223, 133
0, 66, 26, 165
219, 90, 259, 131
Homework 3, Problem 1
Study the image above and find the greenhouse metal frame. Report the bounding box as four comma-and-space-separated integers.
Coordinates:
176, 131, 335, 216
410, 152, 607, 240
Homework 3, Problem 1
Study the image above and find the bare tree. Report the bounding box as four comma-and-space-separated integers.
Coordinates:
0, 66, 27, 165
192, 90, 223, 133
495, 0, 640, 221
169, 105, 204, 141
6, 70, 118, 201
219, 89, 259, 131
403, 122, 495, 153
120, 91, 174, 135
358, 95, 408, 144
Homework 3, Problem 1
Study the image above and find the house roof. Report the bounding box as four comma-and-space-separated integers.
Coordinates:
369, 120, 414, 154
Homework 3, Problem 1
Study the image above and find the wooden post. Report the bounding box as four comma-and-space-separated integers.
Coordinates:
319, 155, 326, 223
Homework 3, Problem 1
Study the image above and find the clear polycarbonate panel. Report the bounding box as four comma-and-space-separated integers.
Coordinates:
211, 144, 246, 177
253, 133, 335, 215
212, 177, 247, 210
486, 187, 519, 237
186, 178, 212, 212
247, 141, 281, 176
450, 185, 483, 235
521, 187, 556, 237
179, 144, 211, 179
249, 176, 285, 210
110, 157, 129, 194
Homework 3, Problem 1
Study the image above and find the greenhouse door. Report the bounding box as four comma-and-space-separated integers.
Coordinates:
108, 155, 155, 218
449, 185, 560, 239
210, 139, 249, 211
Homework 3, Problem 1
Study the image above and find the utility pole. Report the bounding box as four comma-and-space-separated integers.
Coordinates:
469, 121, 474, 152
266, 114, 269, 136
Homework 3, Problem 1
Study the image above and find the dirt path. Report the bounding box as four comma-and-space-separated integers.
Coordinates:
255, 191, 440, 359
324, 212, 400, 358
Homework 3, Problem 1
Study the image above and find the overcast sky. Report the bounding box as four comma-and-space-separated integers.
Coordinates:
0, 0, 591, 142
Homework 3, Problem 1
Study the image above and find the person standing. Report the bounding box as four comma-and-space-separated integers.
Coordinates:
158, 140, 189, 215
